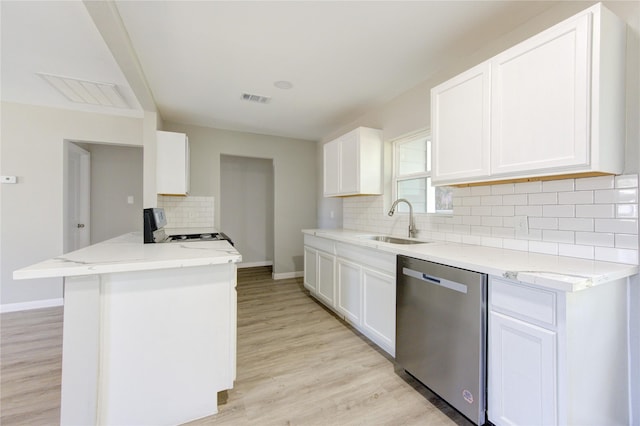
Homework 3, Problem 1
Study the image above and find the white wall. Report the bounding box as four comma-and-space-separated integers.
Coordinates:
163, 121, 317, 277
0, 102, 144, 309
221, 155, 274, 266
86, 143, 143, 245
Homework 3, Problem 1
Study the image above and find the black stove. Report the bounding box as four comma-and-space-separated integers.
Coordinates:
144, 208, 234, 245
167, 232, 234, 245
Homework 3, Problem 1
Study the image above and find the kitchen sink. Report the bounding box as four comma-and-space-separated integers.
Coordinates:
361, 235, 431, 245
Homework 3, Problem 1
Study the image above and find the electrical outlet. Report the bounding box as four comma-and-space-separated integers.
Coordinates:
515, 215, 529, 235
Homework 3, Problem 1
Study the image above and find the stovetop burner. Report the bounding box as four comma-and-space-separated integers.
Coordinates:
167, 232, 234, 245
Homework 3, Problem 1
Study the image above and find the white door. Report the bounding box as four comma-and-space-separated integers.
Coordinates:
66, 143, 90, 252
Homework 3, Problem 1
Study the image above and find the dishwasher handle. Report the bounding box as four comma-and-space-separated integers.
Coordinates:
402, 267, 468, 294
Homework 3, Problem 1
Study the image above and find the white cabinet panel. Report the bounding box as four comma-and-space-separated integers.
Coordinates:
491, 12, 590, 175
317, 252, 336, 306
336, 259, 362, 324
157, 131, 190, 195
489, 311, 557, 426
323, 140, 340, 196
432, 62, 491, 184
323, 127, 382, 197
362, 268, 395, 356
303, 247, 317, 293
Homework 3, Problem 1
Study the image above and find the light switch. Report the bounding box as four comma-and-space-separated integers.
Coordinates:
1, 176, 17, 184
127, 196, 134, 204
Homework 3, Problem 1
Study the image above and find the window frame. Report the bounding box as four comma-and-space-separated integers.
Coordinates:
391, 129, 452, 216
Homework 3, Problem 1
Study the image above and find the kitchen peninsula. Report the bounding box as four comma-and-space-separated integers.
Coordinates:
13, 232, 241, 426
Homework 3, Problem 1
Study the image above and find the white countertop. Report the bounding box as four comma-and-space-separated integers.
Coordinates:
303, 229, 638, 292
13, 232, 242, 280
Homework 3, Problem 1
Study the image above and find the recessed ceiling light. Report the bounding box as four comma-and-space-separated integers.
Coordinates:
274, 80, 293, 90
37, 72, 128, 108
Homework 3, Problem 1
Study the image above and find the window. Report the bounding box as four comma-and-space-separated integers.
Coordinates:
393, 132, 453, 214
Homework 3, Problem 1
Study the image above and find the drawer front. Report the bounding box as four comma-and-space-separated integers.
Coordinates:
335, 242, 395, 275
490, 277, 557, 329
304, 234, 335, 254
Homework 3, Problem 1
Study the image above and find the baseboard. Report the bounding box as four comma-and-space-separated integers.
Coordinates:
272, 271, 304, 280
238, 261, 273, 269
1, 298, 64, 313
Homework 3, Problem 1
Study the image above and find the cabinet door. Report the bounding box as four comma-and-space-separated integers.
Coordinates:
431, 62, 491, 185
323, 140, 340, 196
339, 132, 359, 194
361, 268, 395, 356
316, 252, 336, 306
336, 259, 361, 324
303, 247, 317, 293
488, 311, 558, 426
491, 13, 590, 176
157, 131, 190, 195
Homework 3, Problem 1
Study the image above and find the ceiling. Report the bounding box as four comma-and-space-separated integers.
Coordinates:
2, 1, 569, 141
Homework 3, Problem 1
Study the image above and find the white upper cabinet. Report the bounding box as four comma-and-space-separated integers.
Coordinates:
432, 3, 625, 186
491, 10, 591, 176
432, 62, 491, 183
157, 131, 190, 195
323, 127, 383, 197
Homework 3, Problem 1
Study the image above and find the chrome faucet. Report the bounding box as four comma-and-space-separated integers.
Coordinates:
388, 198, 417, 238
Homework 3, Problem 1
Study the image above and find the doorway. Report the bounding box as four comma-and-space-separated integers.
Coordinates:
64, 141, 143, 253
220, 155, 274, 267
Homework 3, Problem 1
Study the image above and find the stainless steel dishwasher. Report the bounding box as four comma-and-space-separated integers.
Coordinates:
396, 256, 487, 425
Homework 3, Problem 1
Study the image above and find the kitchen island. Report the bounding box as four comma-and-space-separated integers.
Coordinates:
13, 232, 242, 426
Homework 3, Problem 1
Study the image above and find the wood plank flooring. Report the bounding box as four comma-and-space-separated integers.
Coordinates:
1, 267, 472, 425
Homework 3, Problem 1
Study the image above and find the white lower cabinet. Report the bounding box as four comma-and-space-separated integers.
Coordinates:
488, 276, 631, 426
303, 247, 317, 293
316, 252, 336, 306
489, 311, 557, 425
361, 268, 395, 354
336, 259, 362, 324
303, 234, 396, 356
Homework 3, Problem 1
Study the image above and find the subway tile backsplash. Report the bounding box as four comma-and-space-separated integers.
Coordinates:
157, 195, 214, 229
342, 174, 639, 265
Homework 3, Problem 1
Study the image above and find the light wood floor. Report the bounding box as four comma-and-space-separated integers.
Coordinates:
1, 267, 472, 425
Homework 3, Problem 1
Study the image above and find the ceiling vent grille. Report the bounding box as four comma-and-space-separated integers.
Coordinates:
241, 92, 271, 104
37, 73, 129, 108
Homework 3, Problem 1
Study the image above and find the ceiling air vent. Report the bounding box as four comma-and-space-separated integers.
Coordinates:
241, 92, 271, 104
37, 72, 128, 108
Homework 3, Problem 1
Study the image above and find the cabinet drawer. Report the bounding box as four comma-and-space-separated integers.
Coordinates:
490, 277, 556, 328
335, 242, 395, 275
304, 235, 335, 254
